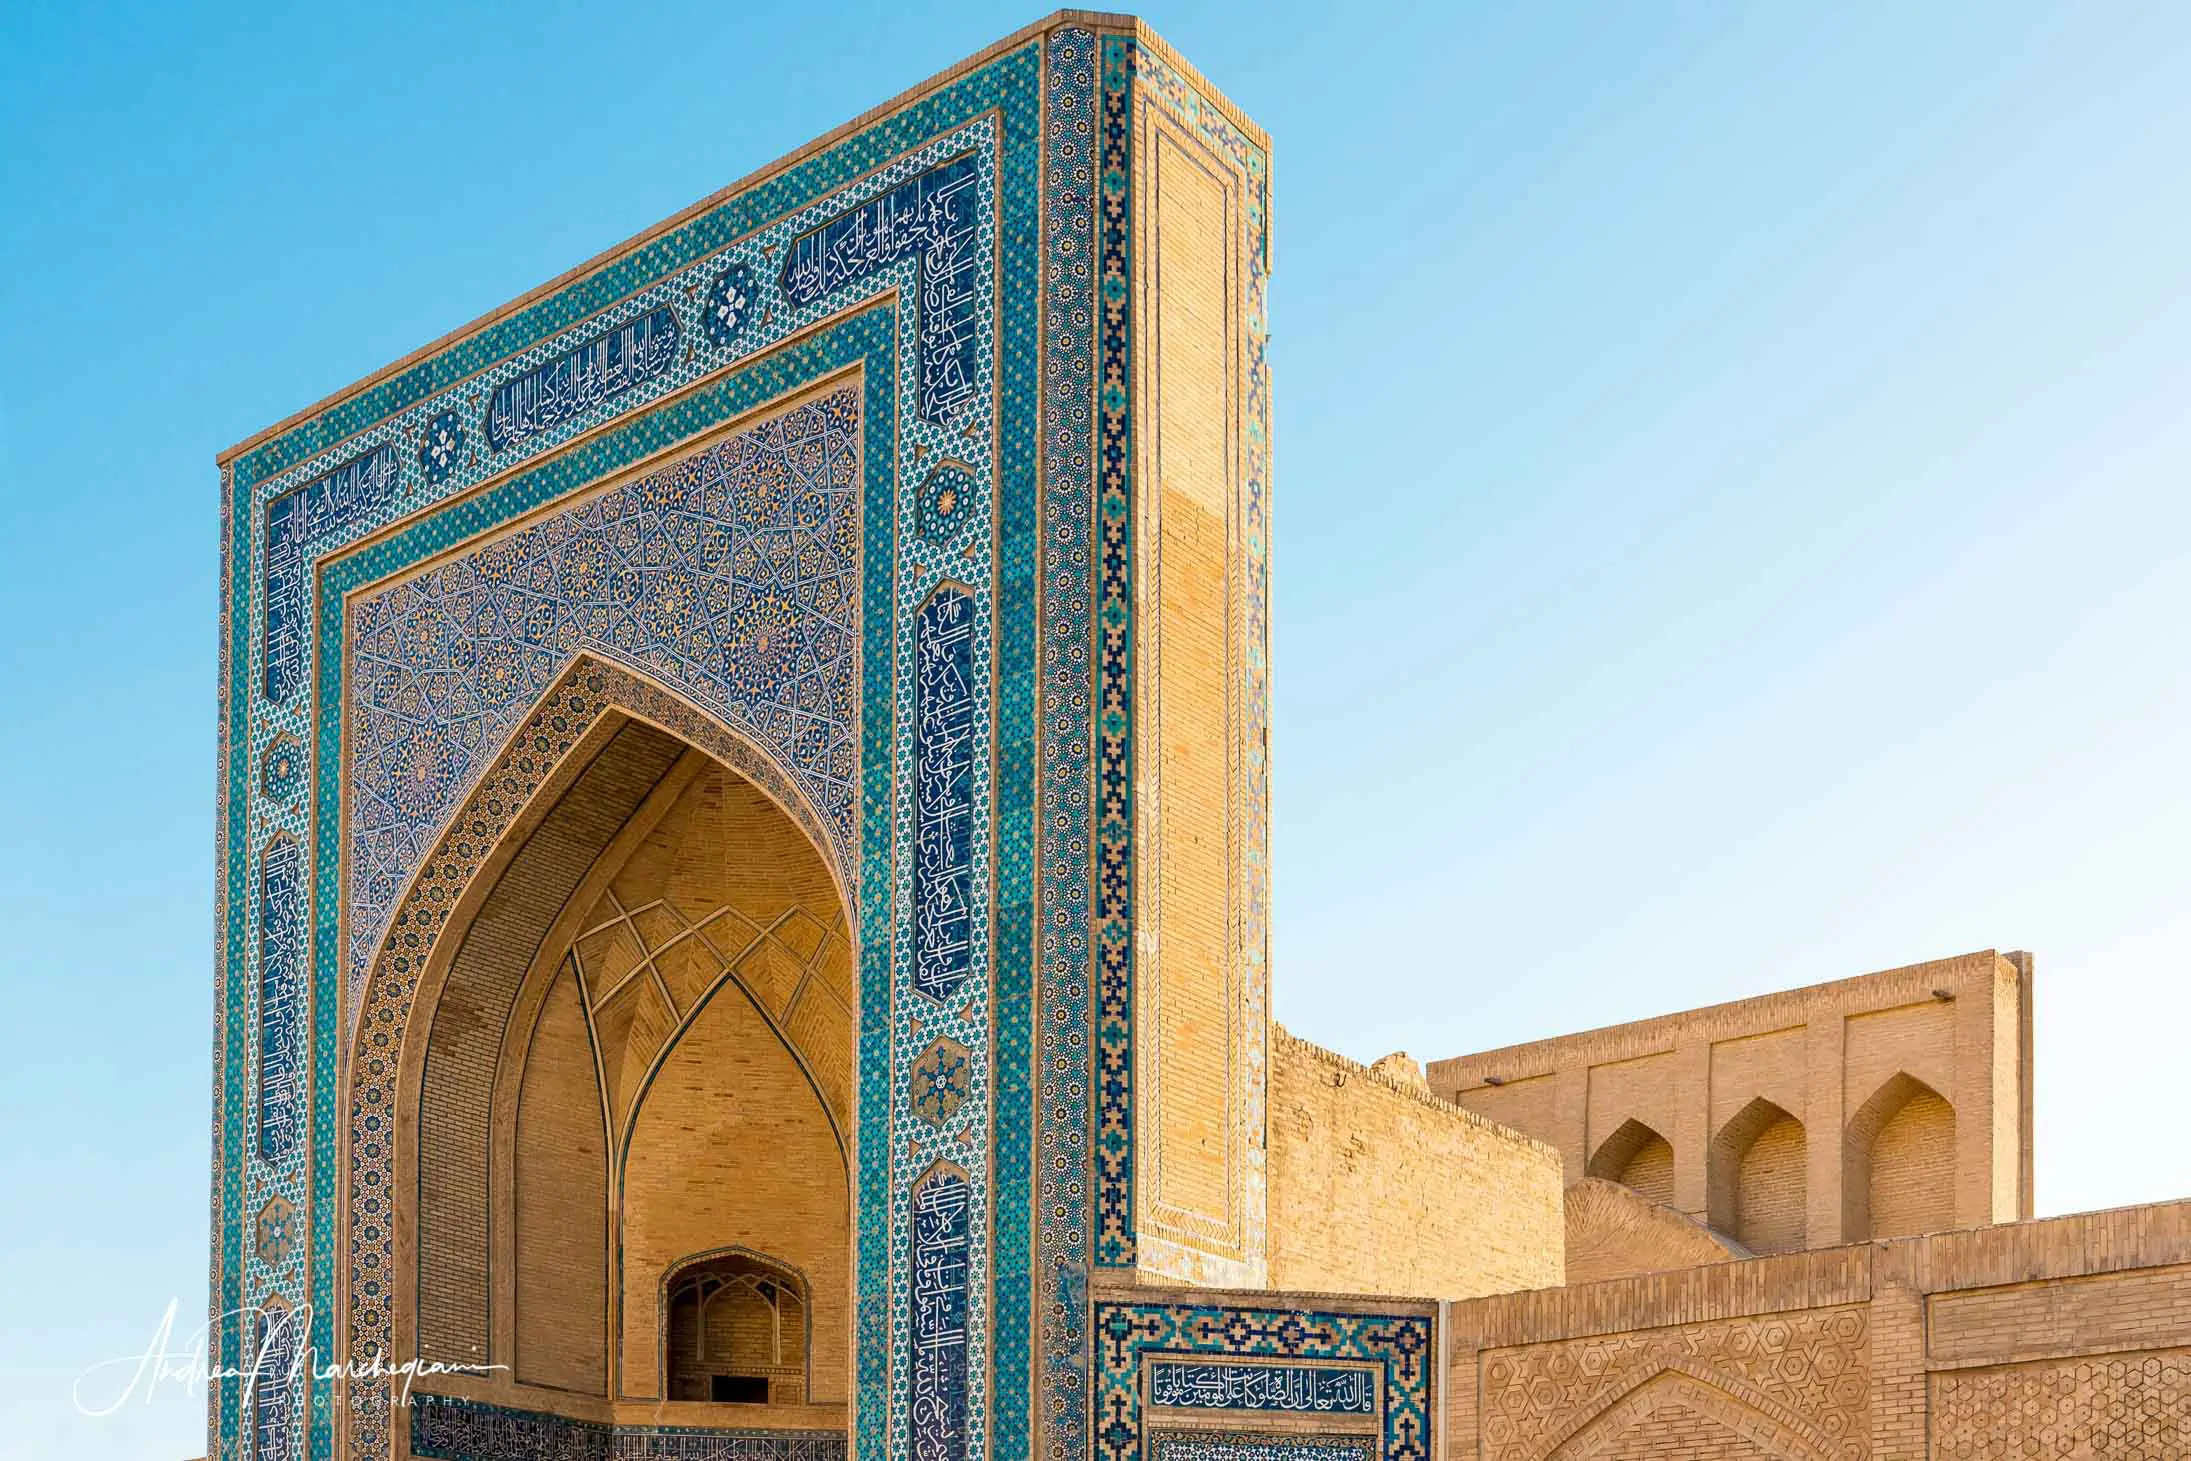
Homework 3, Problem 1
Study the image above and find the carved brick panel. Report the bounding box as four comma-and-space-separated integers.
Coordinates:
1478, 1306, 1869, 1461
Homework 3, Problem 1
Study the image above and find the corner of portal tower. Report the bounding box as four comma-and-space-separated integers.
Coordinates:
1075, 10, 1280, 1291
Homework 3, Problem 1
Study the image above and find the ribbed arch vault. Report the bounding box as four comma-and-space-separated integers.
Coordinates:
349, 655, 854, 1440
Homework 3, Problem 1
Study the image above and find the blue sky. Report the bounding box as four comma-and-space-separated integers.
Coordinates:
5, 3, 2190, 1456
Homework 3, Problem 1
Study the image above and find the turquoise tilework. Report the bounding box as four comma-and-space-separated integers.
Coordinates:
1094, 1302, 1431, 1461
326, 316, 899, 1461
1033, 26, 1099, 1461
209, 29, 1118, 1461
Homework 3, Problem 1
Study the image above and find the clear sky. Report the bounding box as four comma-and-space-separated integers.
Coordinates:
5, 3, 2190, 1456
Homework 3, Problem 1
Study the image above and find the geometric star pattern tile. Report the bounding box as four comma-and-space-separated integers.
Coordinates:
346, 388, 859, 982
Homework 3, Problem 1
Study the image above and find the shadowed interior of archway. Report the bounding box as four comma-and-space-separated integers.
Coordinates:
404, 714, 853, 1435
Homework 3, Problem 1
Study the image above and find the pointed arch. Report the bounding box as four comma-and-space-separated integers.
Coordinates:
337, 653, 858, 1437
1586, 1117, 1676, 1207
660, 1246, 816, 1404
1843, 1071, 1955, 1240
1538, 1361, 1841, 1461
1708, 1097, 1807, 1254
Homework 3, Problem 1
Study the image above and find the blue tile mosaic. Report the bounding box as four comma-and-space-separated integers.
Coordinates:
483, 306, 680, 453
779, 152, 981, 422
418, 410, 464, 486
702, 262, 760, 348
910, 1164, 974, 1461
332, 322, 903, 1461
911, 1037, 973, 1128
1148, 1434, 1375, 1461
1094, 1302, 1431, 1461
263, 445, 399, 703
916, 460, 978, 544
1031, 28, 1099, 1461
255, 835, 304, 1163
913, 585, 978, 1003
409, 1394, 847, 1461
207, 25, 1171, 1461
345, 387, 861, 978
1149, 1362, 1375, 1415
259, 734, 303, 804
251, 1302, 302, 1461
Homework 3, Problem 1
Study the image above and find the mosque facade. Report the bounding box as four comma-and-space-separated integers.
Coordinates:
207, 14, 2191, 1460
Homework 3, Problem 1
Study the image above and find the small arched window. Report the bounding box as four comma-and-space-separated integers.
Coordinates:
665, 1250, 809, 1405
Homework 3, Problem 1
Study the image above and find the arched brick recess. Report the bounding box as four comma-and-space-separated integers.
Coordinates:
1842, 1072, 1954, 1241
339, 654, 852, 1448
1708, 1098, 1807, 1255
1588, 1118, 1676, 1207
1543, 1366, 1837, 1461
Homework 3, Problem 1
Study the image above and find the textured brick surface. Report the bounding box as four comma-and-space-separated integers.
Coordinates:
1135, 70, 1262, 1287
1427, 951, 2031, 1272
407, 736, 852, 1429
1564, 1177, 1745, 1287
1264, 1031, 1561, 1299
512, 964, 607, 1392
1431, 1199, 2191, 1460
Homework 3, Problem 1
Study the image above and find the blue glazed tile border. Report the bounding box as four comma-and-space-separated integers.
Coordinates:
322, 313, 900, 1461
211, 26, 1132, 1461
409, 1393, 849, 1461
1093, 1302, 1431, 1461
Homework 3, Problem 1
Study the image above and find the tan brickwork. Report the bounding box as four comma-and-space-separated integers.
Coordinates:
1567, 1399, 1784, 1459
1930, 1351, 2189, 1459
1424, 1199, 2191, 1460
619, 980, 849, 1405
512, 964, 608, 1393
1564, 1177, 1746, 1286
1860, 1086, 1953, 1241
1264, 1030, 1563, 1299
1426, 950, 2033, 1272
413, 723, 686, 1367
1610, 1127, 1676, 1207
1132, 49, 1267, 1289
1721, 1103, 1808, 1256
401, 726, 852, 1432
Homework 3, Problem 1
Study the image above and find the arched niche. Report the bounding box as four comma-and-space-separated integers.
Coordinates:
1707, 1097, 1807, 1255
343, 656, 855, 1445
1843, 1071, 1955, 1241
662, 1249, 813, 1405
1587, 1117, 1677, 1207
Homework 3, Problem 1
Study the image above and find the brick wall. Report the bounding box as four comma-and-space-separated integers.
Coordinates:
1265, 1031, 1562, 1299
1434, 1199, 2191, 1459
1564, 1177, 1743, 1286
619, 983, 849, 1405
1131, 55, 1268, 1289
1426, 950, 2031, 1267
